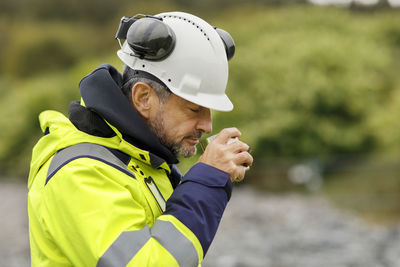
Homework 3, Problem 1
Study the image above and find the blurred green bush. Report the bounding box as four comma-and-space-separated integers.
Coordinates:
0, 72, 77, 176
212, 6, 400, 159
0, 4, 400, 185
0, 22, 116, 77
207, 6, 400, 203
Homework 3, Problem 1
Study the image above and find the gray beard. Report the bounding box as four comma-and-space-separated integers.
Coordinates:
148, 108, 198, 158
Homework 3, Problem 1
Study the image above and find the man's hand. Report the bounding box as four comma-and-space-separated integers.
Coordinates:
199, 128, 253, 182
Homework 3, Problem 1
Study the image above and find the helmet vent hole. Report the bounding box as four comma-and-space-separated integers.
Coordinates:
168, 79, 171, 82
142, 64, 145, 68
163, 14, 210, 42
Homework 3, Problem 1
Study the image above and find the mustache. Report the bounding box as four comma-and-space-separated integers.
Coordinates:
184, 130, 203, 140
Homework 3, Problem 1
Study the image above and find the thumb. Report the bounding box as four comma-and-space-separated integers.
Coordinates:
213, 127, 241, 144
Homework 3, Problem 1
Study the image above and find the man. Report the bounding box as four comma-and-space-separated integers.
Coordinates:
28, 11, 253, 266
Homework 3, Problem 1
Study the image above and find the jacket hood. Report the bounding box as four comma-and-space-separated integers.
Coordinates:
79, 64, 177, 164
28, 110, 180, 189
28, 64, 180, 189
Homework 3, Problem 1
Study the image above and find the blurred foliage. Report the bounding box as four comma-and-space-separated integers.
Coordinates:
0, 0, 309, 23
207, 7, 400, 217
322, 153, 400, 224
0, 71, 77, 176
2, 23, 102, 77
0, 0, 399, 220
0, 0, 178, 23
212, 5, 400, 159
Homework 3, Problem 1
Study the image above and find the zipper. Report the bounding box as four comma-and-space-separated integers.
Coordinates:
144, 176, 166, 212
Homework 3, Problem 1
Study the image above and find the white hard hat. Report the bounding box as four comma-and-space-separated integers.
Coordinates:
116, 12, 234, 111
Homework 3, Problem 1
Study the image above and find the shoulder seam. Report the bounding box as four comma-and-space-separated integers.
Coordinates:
45, 143, 135, 186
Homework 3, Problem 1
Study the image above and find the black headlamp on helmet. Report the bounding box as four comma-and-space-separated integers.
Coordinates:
115, 14, 235, 61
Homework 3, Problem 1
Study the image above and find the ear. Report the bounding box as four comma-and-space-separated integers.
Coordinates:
131, 82, 158, 119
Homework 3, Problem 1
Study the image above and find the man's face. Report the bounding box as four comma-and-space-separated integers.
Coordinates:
148, 94, 212, 158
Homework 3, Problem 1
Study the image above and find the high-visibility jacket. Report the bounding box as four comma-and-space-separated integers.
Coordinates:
27, 64, 232, 267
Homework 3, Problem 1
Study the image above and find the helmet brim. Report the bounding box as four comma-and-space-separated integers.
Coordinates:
173, 90, 234, 112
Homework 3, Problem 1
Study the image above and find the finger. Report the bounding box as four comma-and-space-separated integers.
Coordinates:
228, 140, 250, 153
233, 151, 253, 168
213, 128, 241, 144
233, 176, 244, 183
232, 167, 246, 182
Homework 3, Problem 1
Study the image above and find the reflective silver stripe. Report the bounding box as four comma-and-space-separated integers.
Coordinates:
145, 177, 167, 212
47, 143, 133, 180
151, 220, 198, 267
97, 225, 151, 267
97, 221, 198, 267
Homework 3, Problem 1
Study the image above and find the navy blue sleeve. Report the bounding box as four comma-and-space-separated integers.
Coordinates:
164, 162, 232, 255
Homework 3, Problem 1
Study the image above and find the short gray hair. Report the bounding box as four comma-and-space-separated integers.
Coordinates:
121, 65, 171, 104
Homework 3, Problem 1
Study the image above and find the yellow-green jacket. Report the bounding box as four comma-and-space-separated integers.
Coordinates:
27, 64, 232, 267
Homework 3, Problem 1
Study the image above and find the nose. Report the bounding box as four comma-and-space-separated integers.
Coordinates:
197, 108, 212, 134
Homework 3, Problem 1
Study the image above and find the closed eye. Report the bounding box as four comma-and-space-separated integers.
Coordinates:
189, 108, 200, 113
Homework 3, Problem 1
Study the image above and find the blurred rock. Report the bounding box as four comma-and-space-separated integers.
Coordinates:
203, 186, 400, 267
0, 181, 30, 267
1, 181, 399, 267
